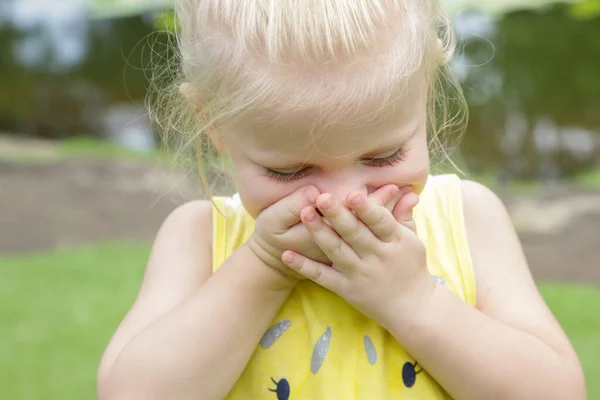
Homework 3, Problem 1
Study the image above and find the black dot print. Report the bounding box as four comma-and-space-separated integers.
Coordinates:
268, 377, 290, 400
402, 361, 423, 388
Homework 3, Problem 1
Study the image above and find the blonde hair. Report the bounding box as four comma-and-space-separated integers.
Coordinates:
149, 0, 468, 197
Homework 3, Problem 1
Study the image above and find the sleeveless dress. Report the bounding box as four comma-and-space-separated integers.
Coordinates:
211, 174, 476, 399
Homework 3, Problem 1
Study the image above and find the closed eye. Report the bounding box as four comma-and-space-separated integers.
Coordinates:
264, 167, 312, 183
362, 147, 406, 167
263, 147, 406, 183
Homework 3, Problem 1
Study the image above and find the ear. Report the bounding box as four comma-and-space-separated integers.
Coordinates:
180, 82, 226, 153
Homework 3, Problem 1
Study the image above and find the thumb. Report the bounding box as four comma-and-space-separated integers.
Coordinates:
392, 191, 419, 233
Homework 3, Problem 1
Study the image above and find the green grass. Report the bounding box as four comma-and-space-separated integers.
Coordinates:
1, 243, 599, 399
0, 136, 175, 164
539, 283, 600, 398
57, 137, 156, 159
574, 166, 600, 188
0, 242, 151, 400
57, 136, 180, 165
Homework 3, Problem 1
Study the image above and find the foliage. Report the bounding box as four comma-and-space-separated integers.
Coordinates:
87, 0, 582, 19
444, 0, 579, 15
569, 0, 600, 18
460, 3, 600, 179
89, 0, 173, 19
153, 9, 178, 31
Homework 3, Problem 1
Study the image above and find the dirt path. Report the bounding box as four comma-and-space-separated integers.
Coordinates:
1, 140, 599, 284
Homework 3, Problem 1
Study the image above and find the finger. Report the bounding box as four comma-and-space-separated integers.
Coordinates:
282, 250, 343, 293
301, 206, 359, 270
315, 193, 375, 253
347, 191, 400, 242
286, 224, 332, 266
261, 185, 319, 231
391, 192, 419, 234
367, 185, 411, 213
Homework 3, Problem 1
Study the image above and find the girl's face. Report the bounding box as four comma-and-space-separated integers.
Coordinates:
219, 91, 430, 218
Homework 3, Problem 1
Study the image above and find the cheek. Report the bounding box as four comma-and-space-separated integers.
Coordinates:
365, 154, 430, 194
234, 170, 296, 218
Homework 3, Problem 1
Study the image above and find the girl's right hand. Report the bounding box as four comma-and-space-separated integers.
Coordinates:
247, 186, 328, 285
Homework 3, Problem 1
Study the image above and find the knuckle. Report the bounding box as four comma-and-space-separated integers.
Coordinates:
371, 210, 387, 228
330, 239, 344, 257
323, 238, 344, 260
309, 266, 323, 282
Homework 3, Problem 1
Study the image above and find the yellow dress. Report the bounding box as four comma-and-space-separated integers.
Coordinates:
211, 174, 476, 399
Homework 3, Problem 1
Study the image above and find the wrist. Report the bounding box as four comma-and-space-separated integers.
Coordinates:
381, 273, 439, 337
239, 242, 298, 292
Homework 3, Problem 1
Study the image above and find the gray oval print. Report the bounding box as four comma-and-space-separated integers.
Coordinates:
432, 275, 446, 285
259, 320, 291, 349
363, 335, 377, 365
311, 327, 332, 374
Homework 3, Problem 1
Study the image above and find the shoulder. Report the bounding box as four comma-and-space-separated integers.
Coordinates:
459, 179, 516, 267
164, 199, 214, 224
459, 180, 517, 280
458, 179, 534, 310
154, 199, 214, 252
160, 199, 214, 236
134, 199, 216, 317
460, 179, 511, 230
148, 199, 215, 276
146, 199, 215, 284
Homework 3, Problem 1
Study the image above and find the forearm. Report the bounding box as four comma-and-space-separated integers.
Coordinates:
387, 285, 584, 400
101, 244, 292, 400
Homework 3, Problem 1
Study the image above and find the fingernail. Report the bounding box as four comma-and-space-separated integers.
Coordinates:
304, 187, 318, 204
305, 208, 317, 222
400, 185, 413, 194
320, 196, 334, 210
350, 193, 363, 206
282, 252, 295, 264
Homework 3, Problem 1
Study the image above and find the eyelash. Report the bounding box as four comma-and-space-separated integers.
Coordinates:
264, 147, 406, 183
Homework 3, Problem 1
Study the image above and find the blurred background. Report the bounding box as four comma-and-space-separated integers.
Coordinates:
1, 0, 599, 398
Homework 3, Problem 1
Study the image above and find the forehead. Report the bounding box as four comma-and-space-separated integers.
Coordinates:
239, 117, 418, 161
226, 86, 425, 162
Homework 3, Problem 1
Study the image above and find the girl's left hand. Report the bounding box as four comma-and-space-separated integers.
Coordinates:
281, 184, 436, 328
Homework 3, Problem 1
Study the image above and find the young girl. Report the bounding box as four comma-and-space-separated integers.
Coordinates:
97, 1, 585, 399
